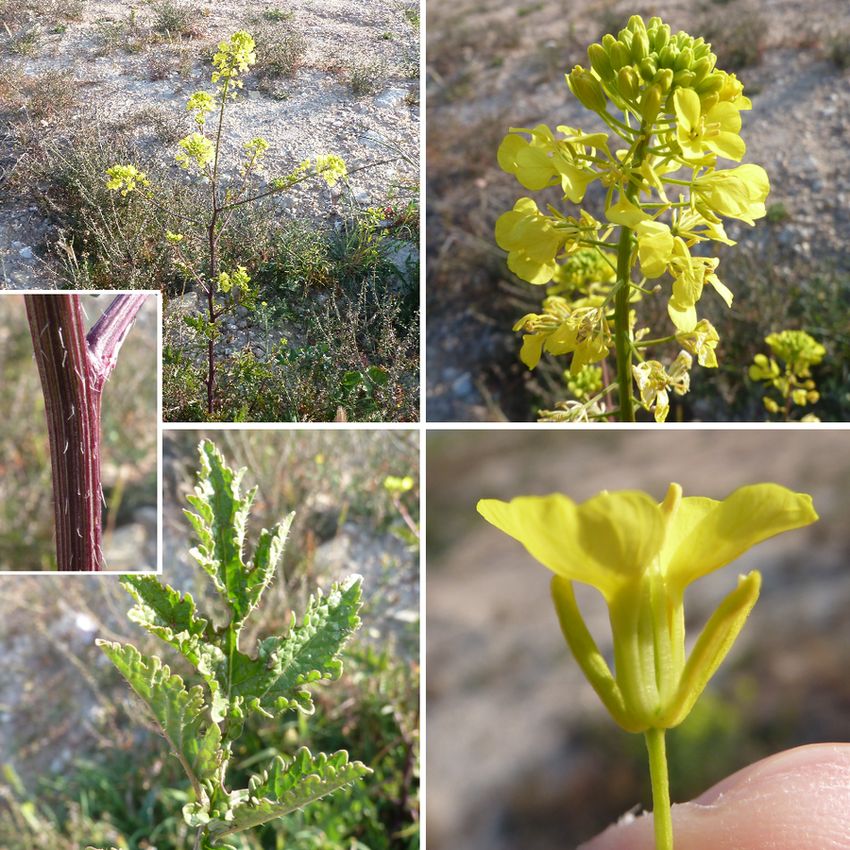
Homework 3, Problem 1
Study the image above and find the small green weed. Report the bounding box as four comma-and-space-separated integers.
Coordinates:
350, 59, 387, 96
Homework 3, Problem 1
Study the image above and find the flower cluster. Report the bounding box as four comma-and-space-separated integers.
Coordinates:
749, 329, 824, 421
496, 15, 770, 421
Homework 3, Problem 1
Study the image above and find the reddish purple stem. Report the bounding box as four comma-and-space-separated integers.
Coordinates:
25, 294, 147, 571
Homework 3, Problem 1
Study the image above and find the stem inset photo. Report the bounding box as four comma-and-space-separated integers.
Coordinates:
427, 429, 850, 850
0, 292, 158, 572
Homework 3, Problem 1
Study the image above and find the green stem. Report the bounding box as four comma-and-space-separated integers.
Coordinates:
613, 221, 635, 422
645, 728, 673, 850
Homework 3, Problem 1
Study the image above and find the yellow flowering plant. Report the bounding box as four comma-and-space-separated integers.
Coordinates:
478, 482, 818, 850
496, 15, 770, 421
749, 329, 825, 422
105, 31, 348, 417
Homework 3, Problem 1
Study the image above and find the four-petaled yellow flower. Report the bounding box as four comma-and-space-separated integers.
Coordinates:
674, 88, 745, 162
477, 482, 818, 732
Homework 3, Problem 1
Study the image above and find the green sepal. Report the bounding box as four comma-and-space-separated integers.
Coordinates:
660, 570, 761, 728
551, 576, 638, 732
97, 640, 223, 800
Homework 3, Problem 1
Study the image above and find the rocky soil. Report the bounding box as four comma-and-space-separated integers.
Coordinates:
0, 0, 420, 287
426, 0, 850, 421
427, 429, 850, 850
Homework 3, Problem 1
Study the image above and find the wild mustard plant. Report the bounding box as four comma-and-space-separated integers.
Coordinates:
106, 31, 347, 416
478, 482, 818, 850
749, 329, 824, 422
496, 15, 769, 421
88, 441, 369, 850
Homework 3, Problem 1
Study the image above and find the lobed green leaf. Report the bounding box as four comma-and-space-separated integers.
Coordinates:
97, 640, 223, 798
206, 747, 370, 840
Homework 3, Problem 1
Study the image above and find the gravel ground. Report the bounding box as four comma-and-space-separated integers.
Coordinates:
426, 0, 850, 421
0, 0, 419, 287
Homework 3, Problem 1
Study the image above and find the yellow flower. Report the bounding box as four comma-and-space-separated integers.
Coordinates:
693, 164, 769, 225
498, 125, 603, 203
676, 319, 720, 367
513, 298, 611, 372
674, 88, 745, 162
477, 482, 817, 732
633, 351, 692, 422
635, 220, 675, 279
495, 198, 564, 285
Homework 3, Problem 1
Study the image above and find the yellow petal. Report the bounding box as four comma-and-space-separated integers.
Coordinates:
660, 483, 818, 590
673, 88, 700, 133
477, 491, 665, 598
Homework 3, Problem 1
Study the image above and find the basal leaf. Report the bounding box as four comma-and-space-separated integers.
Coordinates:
229, 575, 363, 714
97, 640, 222, 799
206, 747, 370, 840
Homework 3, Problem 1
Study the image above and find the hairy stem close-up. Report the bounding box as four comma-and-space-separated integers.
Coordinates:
24, 293, 147, 571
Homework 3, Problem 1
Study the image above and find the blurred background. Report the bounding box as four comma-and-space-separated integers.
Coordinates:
427, 429, 850, 849
426, 0, 850, 421
0, 429, 420, 849
0, 293, 158, 570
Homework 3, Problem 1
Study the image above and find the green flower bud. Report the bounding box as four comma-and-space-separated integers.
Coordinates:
567, 67, 608, 113
627, 14, 646, 33
618, 28, 634, 51
651, 23, 670, 51
695, 71, 724, 94
691, 56, 713, 85
658, 44, 678, 68
588, 42, 614, 80
673, 47, 694, 71
655, 67, 674, 92
673, 69, 696, 88
631, 28, 650, 62
609, 42, 631, 71
640, 83, 663, 126
602, 33, 618, 52
639, 56, 657, 81
617, 66, 640, 100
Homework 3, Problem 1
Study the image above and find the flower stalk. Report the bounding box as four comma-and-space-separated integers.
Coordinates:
25, 293, 147, 571
645, 728, 673, 850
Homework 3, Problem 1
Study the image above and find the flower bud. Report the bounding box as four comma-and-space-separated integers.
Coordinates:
639, 56, 657, 81
695, 71, 724, 94
658, 44, 678, 68
609, 41, 631, 71
691, 56, 713, 85
651, 23, 670, 51
640, 83, 663, 126
673, 69, 696, 88
568, 67, 608, 113
602, 33, 618, 52
617, 66, 640, 100
627, 14, 646, 33
673, 47, 694, 71
588, 42, 614, 80
631, 28, 649, 63
655, 68, 674, 92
